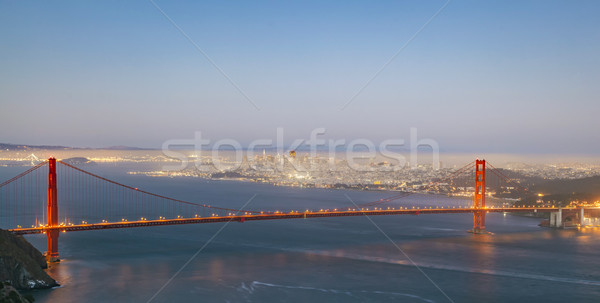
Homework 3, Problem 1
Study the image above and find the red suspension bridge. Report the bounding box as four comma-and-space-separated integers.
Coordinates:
0, 158, 594, 262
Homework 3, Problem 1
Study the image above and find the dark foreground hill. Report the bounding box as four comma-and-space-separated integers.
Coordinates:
0, 282, 35, 303
0, 229, 57, 290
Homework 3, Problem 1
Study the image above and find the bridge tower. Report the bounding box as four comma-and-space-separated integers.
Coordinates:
471, 159, 486, 234
46, 157, 60, 262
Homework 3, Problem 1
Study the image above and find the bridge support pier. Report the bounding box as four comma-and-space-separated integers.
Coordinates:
45, 157, 60, 263
577, 208, 599, 227
549, 208, 563, 228
471, 210, 486, 234
46, 230, 59, 262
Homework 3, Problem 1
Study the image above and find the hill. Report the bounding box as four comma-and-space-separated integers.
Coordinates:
521, 175, 600, 206
61, 157, 96, 166
0, 143, 151, 151
0, 282, 34, 303
0, 143, 73, 151
533, 175, 600, 196
0, 229, 58, 290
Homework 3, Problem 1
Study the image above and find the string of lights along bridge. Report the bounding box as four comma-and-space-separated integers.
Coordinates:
0, 157, 595, 262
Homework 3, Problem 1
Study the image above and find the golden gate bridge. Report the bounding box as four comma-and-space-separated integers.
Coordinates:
0, 158, 595, 263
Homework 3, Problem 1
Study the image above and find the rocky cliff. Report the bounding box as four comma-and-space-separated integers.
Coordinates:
0, 229, 57, 290
0, 282, 34, 303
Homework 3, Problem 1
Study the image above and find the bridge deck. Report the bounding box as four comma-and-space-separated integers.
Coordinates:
10, 207, 585, 235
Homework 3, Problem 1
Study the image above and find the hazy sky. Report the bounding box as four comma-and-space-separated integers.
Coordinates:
1, 1, 598, 153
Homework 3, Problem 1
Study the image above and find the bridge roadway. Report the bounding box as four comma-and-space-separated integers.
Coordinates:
10, 206, 584, 235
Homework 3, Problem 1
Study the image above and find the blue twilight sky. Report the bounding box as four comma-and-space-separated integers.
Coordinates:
0, 0, 599, 153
